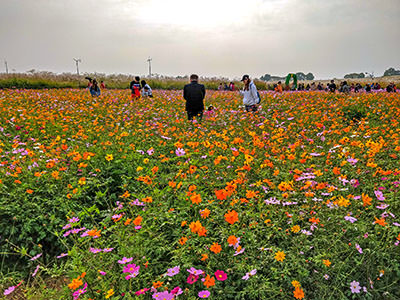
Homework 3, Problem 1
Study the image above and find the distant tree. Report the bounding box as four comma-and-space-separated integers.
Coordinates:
383, 67, 400, 76
296, 72, 306, 81
271, 76, 285, 81
344, 72, 365, 79
260, 74, 272, 81
305, 72, 315, 80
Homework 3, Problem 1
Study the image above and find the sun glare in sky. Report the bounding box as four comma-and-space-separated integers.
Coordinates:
136, 0, 283, 28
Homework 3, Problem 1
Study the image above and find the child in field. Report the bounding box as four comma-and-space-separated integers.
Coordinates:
275, 81, 283, 93
141, 80, 153, 97
204, 105, 215, 119
100, 81, 106, 89
130, 76, 141, 98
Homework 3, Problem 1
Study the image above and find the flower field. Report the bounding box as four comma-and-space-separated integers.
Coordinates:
1, 89, 400, 299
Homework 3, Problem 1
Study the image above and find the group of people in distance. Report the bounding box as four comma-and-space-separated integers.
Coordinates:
218, 82, 236, 91
87, 76, 154, 98
328, 80, 397, 93
272, 80, 397, 93
85, 74, 398, 123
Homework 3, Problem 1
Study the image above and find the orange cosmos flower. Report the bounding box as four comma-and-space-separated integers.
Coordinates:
203, 275, 215, 288
133, 216, 142, 226
190, 193, 202, 205
275, 251, 285, 262
293, 287, 305, 299
323, 259, 331, 267
200, 208, 210, 219
179, 237, 188, 245
224, 210, 239, 224
374, 217, 387, 226
227, 235, 238, 246
210, 242, 222, 254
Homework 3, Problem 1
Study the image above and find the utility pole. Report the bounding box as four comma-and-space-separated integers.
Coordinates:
147, 57, 152, 77
5, 60, 8, 74
73, 58, 81, 75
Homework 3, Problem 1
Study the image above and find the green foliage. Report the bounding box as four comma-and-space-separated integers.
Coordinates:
383, 67, 400, 77
344, 73, 366, 79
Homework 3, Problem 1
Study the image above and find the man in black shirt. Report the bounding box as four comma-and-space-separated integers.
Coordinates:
328, 80, 337, 93
183, 74, 206, 121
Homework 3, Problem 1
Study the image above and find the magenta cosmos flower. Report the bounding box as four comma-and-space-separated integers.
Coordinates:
186, 274, 199, 284
123, 264, 140, 274
171, 286, 183, 295
214, 270, 227, 281
135, 288, 149, 296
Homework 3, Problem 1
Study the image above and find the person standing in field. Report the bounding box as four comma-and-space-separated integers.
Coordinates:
100, 81, 106, 89
275, 81, 283, 93
240, 75, 259, 112
141, 80, 153, 97
328, 80, 337, 93
89, 79, 101, 97
183, 74, 206, 121
130, 76, 141, 98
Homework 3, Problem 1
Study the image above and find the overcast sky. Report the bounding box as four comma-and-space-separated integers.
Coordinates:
0, 0, 399, 79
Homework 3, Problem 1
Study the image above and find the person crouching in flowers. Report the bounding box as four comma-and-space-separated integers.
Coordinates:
204, 105, 215, 119
240, 75, 258, 112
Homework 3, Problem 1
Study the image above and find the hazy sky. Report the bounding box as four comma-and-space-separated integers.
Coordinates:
0, 0, 399, 79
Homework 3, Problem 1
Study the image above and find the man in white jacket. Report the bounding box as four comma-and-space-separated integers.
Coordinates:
240, 75, 259, 112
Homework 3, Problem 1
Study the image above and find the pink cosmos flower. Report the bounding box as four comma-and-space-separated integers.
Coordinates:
374, 190, 385, 201
32, 265, 40, 277
69, 217, 80, 223
350, 281, 361, 293
166, 266, 180, 277
186, 267, 204, 276
152, 291, 173, 300
3, 286, 15, 296
198, 290, 210, 298
118, 257, 133, 264
175, 148, 186, 156
30, 253, 42, 261
89, 248, 102, 254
